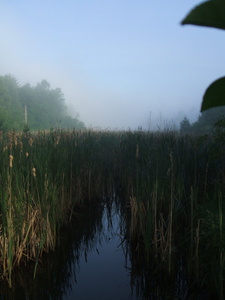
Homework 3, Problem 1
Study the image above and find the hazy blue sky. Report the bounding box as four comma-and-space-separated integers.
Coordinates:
1, 0, 225, 129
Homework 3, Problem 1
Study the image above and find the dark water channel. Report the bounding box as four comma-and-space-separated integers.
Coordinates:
0, 198, 208, 300
0, 199, 137, 300
63, 200, 132, 300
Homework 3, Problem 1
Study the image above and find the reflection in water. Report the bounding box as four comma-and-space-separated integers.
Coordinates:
63, 199, 132, 300
63, 199, 131, 300
0, 197, 197, 300
0, 198, 134, 300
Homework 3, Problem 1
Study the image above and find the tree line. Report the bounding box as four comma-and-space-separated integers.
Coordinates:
0, 74, 85, 131
180, 106, 225, 134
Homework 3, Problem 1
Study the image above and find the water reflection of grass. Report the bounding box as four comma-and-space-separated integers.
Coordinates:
0, 200, 107, 299
0, 129, 224, 298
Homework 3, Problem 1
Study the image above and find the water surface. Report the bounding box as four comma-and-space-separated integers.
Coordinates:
63, 202, 133, 299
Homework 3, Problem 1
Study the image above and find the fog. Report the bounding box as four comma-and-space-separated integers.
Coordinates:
1, 1, 224, 130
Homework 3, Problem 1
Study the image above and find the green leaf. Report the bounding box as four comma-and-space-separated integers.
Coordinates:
181, 0, 225, 30
201, 77, 225, 112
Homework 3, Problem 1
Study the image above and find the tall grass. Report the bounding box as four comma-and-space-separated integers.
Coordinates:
118, 130, 225, 298
0, 129, 117, 284
0, 128, 224, 296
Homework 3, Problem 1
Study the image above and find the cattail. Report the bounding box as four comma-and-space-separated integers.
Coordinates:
7, 131, 13, 142
29, 138, 33, 147
9, 155, 13, 168
32, 167, 36, 177
54, 136, 60, 146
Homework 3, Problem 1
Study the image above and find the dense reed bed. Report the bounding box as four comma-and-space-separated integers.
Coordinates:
0, 129, 118, 285
118, 130, 225, 298
0, 128, 224, 297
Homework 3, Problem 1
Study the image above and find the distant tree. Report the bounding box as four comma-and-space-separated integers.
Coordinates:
0, 74, 85, 131
36, 79, 50, 91
0, 75, 24, 130
32, 80, 68, 129
61, 115, 85, 129
34, 80, 58, 129
18, 83, 39, 128
180, 116, 191, 133
192, 107, 225, 134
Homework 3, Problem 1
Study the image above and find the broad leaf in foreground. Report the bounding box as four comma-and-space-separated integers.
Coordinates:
181, 0, 225, 31
201, 77, 225, 112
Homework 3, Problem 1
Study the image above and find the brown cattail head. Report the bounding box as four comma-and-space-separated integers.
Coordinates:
32, 167, 36, 177
54, 137, 60, 147
9, 155, 13, 168
8, 132, 13, 150
29, 138, 33, 147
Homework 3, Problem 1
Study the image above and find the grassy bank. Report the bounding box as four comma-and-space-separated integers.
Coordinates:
0, 128, 224, 297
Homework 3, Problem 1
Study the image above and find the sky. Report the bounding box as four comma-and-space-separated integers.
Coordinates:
1, 0, 225, 130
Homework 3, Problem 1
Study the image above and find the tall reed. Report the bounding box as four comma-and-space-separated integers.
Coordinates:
0, 127, 224, 297
120, 130, 225, 298
0, 130, 117, 284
